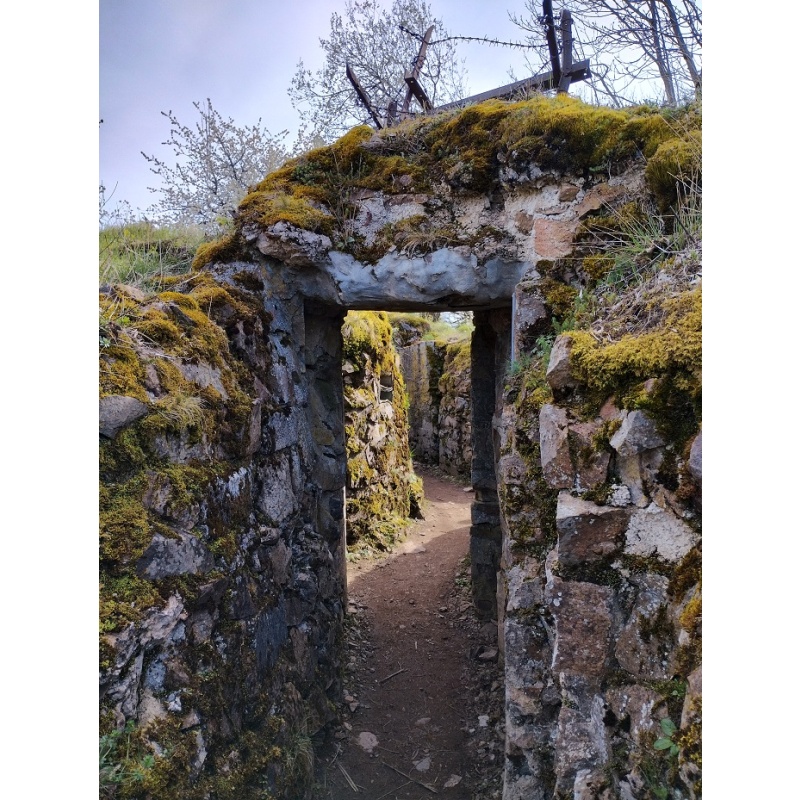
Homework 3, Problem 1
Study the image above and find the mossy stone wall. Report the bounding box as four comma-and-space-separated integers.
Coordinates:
99, 265, 345, 800
342, 311, 422, 551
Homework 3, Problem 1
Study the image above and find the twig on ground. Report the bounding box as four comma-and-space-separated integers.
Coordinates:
380, 761, 439, 794
338, 762, 360, 793
374, 780, 411, 800
379, 668, 408, 684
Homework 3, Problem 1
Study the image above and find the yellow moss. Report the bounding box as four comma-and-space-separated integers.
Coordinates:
679, 588, 702, 632
569, 288, 701, 397
192, 231, 246, 271
498, 94, 627, 173
100, 344, 149, 400
99, 478, 151, 566
541, 277, 579, 319
237, 191, 335, 236
645, 130, 701, 210
619, 111, 675, 158
342, 310, 394, 372
583, 254, 615, 282
132, 309, 183, 346
158, 291, 199, 311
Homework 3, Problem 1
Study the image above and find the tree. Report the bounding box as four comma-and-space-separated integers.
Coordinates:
288, 0, 467, 143
141, 99, 291, 231
511, 1, 701, 107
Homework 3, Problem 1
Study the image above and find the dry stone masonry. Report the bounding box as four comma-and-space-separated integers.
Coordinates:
100, 95, 701, 799
399, 335, 472, 477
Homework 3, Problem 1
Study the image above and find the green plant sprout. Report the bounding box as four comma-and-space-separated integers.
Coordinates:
654, 717, 680, 757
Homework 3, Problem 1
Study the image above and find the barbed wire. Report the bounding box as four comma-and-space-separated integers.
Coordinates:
398, 24, 545, 52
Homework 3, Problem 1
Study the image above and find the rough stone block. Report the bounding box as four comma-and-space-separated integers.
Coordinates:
137, 531, 214, 580
556, 493, 630, 565
534, 218, 577, 258
99, 395, 149, 438
540, 404, 574, 489
610, 410, 665, 456
546, 335, 577, 392
550, 580, 613, 678
624, 503, 698, 562
553, 693, 609, 795
615, 574, 672, 679
606, 684, 661, 741
570, 421, 611, 489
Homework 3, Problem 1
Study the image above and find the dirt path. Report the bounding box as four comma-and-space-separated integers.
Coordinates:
315, 467, 503, 800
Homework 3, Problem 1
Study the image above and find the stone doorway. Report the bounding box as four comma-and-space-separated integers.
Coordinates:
303, 303, 511, 621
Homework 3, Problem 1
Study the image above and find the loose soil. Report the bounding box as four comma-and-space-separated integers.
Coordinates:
315, 467, 504, 799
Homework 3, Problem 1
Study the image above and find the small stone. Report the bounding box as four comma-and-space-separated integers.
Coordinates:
415, 717, 431, 727
357, 731, 379, 754
610, 410, 665, 456
99, 395, 149, 438
413, 756, 431, 772
608, 484, 632, 507
439, 606, 449, 612
180, 711, 201, 730
478, 715, 489, 727
444, 774, 463, 788
688, 431, 702, 481
167, 692, 182, 712
477, 647, 499, 663
546, 335, 577, 392
349, 702, 359, 712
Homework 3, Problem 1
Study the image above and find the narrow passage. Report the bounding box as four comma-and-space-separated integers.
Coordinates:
317, 467, 503, 800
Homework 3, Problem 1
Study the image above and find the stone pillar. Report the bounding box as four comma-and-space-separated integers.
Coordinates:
470, 311, 503, 620
304, 303, 348, 604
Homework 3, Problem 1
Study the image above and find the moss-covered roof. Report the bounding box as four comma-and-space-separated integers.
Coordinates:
194, 95, 701, 270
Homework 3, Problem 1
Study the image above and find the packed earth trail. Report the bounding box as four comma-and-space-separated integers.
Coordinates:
315, 468, 504, 800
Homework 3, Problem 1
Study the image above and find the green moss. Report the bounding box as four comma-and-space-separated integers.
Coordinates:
553, 557, 625, 588
100, 572, 161, 634
425, 99, 509, 190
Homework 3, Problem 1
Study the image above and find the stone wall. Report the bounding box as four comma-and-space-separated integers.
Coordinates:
399, 340, 444, 465
437, 341, 472, 477
399, 338, 472, 476
342, 311, 422, 550
497, 284, 701, 800
99, 266, 346, 800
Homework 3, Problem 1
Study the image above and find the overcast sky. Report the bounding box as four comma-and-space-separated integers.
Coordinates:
100, 0, 549, 214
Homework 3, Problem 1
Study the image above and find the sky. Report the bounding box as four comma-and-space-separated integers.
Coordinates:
100, 0, 554, 214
